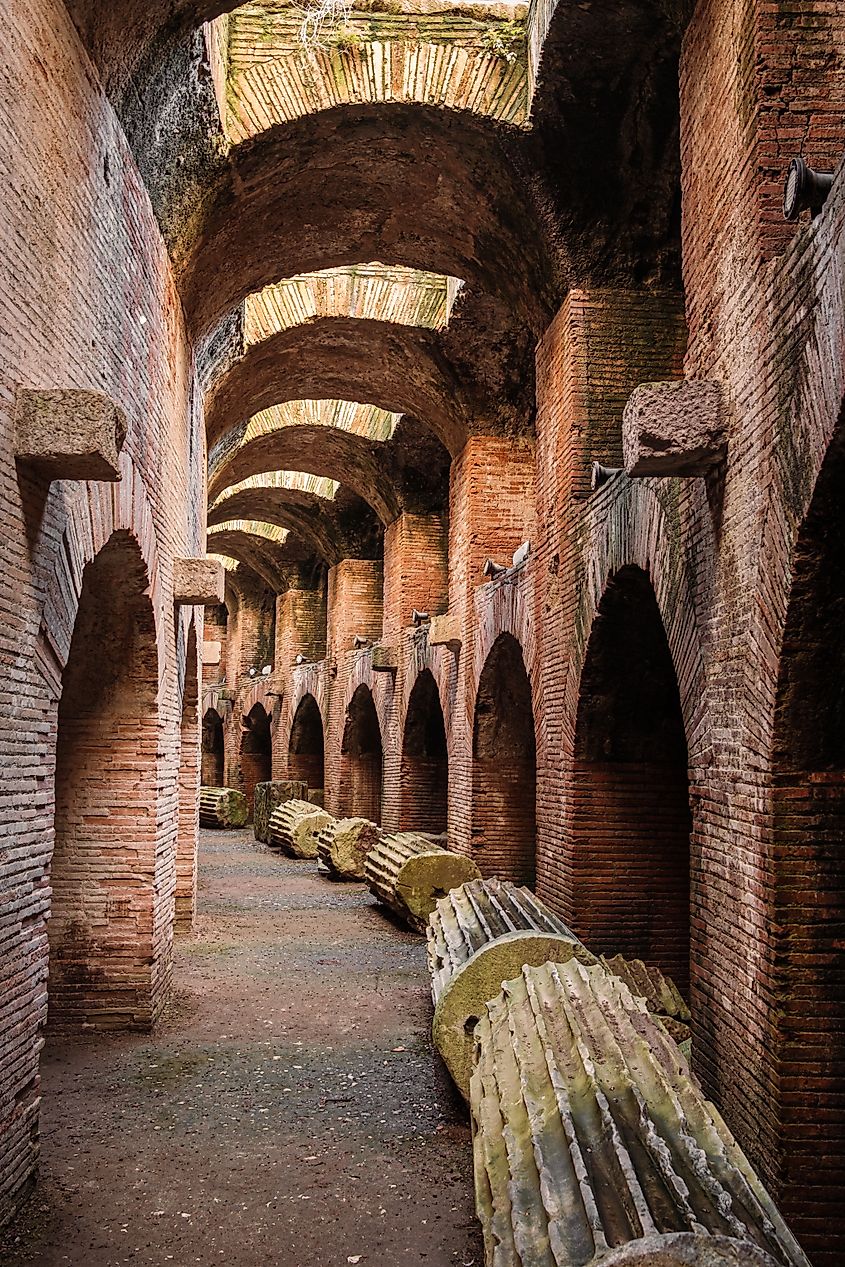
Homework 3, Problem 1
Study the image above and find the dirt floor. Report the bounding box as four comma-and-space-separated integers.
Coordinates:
1, 830, 483, 1267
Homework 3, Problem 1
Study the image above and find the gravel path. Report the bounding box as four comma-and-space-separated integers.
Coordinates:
1, 830, 482, 1267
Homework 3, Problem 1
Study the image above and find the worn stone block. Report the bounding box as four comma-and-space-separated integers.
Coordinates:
365, 832, 479, 933
371, 643, 398, 672
623, 379, 726, 477
203, 639, 222, 666
428, 611, 461, 649
14, 387, 127, 481
174, 558, 225, 605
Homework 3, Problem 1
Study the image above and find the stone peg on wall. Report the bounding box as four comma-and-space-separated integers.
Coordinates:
173, 557, 225, 606
471, 959, 810, 1267
14, 387, 127, 481
623, 379, 726, 477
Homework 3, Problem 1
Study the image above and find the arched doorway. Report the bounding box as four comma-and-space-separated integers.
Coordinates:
201, 707, 224, 786
570, 565, 690, 992
50, 530, 159, 1029
288, 693, 325, 794
770, 427, 845, 1264
400, 670, 448, 833
471, 634, 536, 885
239, 702, 272, 817
340, 685, 383, 824
175, 621, 199, 931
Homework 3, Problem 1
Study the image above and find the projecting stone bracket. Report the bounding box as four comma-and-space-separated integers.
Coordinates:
173, 558, 225, 606
371, 644, 398, 672
623, 379, 726, 477
14, 387, 127, 481
428, 611, 461, 650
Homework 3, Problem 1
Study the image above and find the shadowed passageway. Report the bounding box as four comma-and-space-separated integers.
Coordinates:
1, 831, 481, 1267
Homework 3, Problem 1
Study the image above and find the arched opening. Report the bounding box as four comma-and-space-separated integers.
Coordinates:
340, 684, 383, 824
288, 693, 325, 795
239, 702, 272, 817
50, 531, 160, 1029
471, 634, 536, 886
175, 621, 199, 931
570, 565, 690, 993
771, 426, 845, 1264
400, 670, 448, 834
201, 707, 224, 786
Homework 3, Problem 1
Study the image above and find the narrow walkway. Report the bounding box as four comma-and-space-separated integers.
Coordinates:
1, 831, 482, 1267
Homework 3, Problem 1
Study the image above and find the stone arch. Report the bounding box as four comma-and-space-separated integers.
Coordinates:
239, 702, 272, 817
49, 530, 161, 1030
175, 618, 200, 930
471, 633, 536, 885
288, 693, 325, 796
570, 564, 691, 993
202, 707, 225, 787
400, 669, 448, 834
340, 683, 383, 824
769, 421, 845, 1264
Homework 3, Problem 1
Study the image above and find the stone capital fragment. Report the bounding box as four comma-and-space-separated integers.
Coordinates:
173, 557, 225, 606
623, 379, 726, 477
15, 387, 127, 481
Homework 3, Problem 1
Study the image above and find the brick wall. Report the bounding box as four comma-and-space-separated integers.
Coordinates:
0, 0, 204, 1221
382, 514, 448, 642
176, 619, 200, 930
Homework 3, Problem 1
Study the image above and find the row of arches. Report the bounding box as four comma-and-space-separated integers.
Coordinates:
41, 509, 845, 1261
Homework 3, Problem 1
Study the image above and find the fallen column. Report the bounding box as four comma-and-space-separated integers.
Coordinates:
267, 798, 334, 858
471, 959, 809, 1267
364, 833, 480, 933
428, 877, 596, 1097
317, 817, 380, 881
199, 786, 249, 829
253, 780, 308, 844
600, 952, 692, 1054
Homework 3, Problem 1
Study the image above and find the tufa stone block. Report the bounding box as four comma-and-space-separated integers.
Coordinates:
428, 611, 461, 649
15, 387, 127, 481
253, 780, 307, 844
371, 643, 398, 672
623, 379, 726, 477
174, 558, 225, 606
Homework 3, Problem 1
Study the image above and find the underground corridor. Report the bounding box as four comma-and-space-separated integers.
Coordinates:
0, 828, 480, 1267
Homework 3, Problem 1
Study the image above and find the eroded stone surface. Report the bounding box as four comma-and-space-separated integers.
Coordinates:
14, 387, 127, 481
623, 379, 726, 477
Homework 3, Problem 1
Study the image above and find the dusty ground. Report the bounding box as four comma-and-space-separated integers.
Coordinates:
1, 830, 483, 1267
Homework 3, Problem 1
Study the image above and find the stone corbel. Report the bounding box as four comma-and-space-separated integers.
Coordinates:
371, 644, 398, 672
428, 611, 461, 651
15, 387, 127, 481
623, 380, 726, 477
174, 558, 226, 606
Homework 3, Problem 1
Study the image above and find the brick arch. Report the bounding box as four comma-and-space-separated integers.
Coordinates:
35, 456, 165, 696
205, 318, 470, 457
49, 528, 162, 1031
559, 482, 706, 996
287, 693, 325, 796
399, 669, 448, 835
239, 701, 272, 817
339, 682, 384, 824
568, 480, 708, 762
471, 631, 536, 886
567, 563, 691, 994
767, 414, 845, 1265
201, 706, 225, 787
